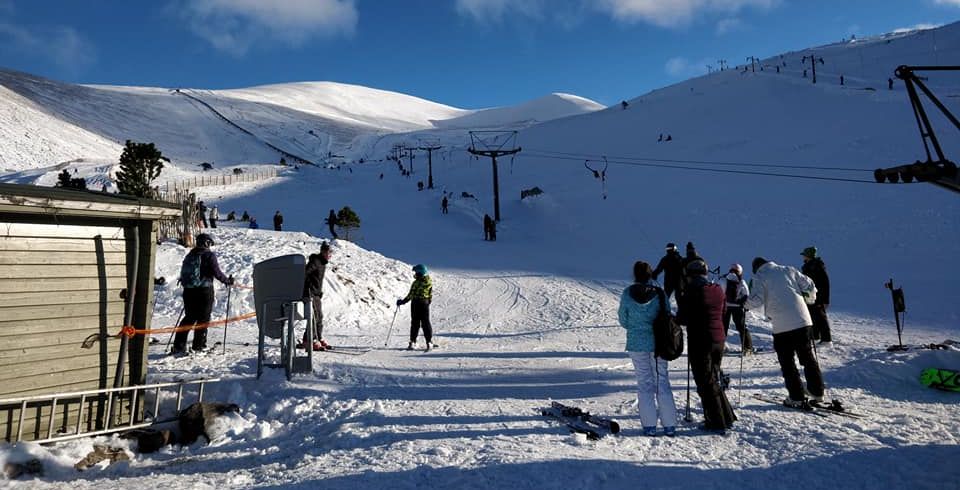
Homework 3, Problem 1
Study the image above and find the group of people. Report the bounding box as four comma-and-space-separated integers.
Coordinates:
619, 241, 832, 435
173, 232, 437, 355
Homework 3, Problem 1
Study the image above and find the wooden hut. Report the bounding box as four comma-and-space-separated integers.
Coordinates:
0, 184, 180, 442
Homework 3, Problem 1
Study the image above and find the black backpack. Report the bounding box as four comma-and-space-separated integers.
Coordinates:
653, 287, 684, 361
725, 278, 740, 304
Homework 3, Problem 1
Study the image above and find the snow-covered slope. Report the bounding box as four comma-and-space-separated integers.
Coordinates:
0, 71, 603, 170
0, 85, 121, 172
216, 81, 468, 132
433, 93, 606, 129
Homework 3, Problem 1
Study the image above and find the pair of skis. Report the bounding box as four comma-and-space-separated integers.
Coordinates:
752, 393, 866, 419
540, 401, 620, 440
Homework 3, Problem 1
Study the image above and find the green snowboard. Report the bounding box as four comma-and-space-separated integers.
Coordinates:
920, 368, 960, 392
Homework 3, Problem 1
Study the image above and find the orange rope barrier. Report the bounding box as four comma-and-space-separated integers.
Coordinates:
116, 311, 258, 338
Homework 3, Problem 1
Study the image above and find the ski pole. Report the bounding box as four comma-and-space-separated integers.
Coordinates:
222, 285, 232, 355
383, 305, 400, 347
166, 305, 185, 353
684, 356, 693, 422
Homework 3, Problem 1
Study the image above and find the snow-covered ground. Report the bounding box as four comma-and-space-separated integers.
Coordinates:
2, 226, 957, 489
2, 21, 960, 490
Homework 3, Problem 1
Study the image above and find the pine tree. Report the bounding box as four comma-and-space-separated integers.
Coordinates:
336, 206, 361, 240
55, 169, 87, 190
115, 140, 168, 198
56, 169, 73, 188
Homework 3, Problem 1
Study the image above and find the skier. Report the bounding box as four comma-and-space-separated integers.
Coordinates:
173, 233, 234, 354
226, 210, 236, 222
888, 78, 894, 90
801, 247, 832, 346
397, 264, 436, 351
273, 210, 283, 231
441, 196, 449, 214
652, 243, 684, 303
418, 181, 424, 191
840, 75, 845, 86
618, 261, 677, 437
621, 100, 629, 110
677, 259, 737, 433
719, 264, 753, 353
679, 242, 704, 297
248, 217, 259, 229
301, 242, 332, 351
483, 214, 493, 241
746, 257, 825, 407
209, 205, 219, 229
241, 210, 250, 222
326, 209, 339, 239
197, 201, 208, 228
489, 218, 497, 241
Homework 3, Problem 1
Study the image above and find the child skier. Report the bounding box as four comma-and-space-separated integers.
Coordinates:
397, 264, 436, 351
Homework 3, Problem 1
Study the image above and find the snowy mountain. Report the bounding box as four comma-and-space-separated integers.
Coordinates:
2, 22, 959, 490
0, 70, 604, 171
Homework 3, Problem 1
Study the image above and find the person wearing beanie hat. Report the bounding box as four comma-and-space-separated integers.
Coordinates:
746, 258, 825, 406
398, 264, 435, 351
719, 264, 752, 353
653, 243, 684, 303
173, 233, 234, 355
801, 247, 832, 345
301, 242, 333, 351
679, 242, 704, 299
677, 258, 737, 433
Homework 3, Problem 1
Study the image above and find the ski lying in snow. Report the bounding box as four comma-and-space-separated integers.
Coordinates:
549, 401, 621, 434
751, 393, 828, 418
920, 367, 960, 392
752, 393, 866, 419
323, 347, 371, 356
540, 406, 605, 440
809, 399, 867, 418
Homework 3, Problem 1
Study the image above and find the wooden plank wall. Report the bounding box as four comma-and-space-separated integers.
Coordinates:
0, 222, 132, 441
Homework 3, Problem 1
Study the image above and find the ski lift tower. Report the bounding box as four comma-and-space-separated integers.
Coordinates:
874, 65, 960, 194
418, 138, 443, 189
468, 131, 521, 221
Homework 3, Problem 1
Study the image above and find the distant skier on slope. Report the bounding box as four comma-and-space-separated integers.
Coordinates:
326, 209, 339, 239
273, 210, 284, 231
801, 247, 832, 346
653, 243, 684, 303
441, 196, 449, 214
619, 260, 678, 437
677, 259, 736, 433
397, 264, 436, 351
746, 257, 825, 408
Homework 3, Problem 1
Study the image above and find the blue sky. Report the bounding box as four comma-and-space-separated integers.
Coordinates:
0, 0, 957, 108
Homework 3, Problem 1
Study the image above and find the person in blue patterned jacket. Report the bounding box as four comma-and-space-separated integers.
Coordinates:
618, 260, 677, 437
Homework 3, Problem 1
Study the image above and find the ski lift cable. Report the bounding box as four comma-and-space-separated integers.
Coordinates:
525, 147, 872, 173
524, 151, 878, 184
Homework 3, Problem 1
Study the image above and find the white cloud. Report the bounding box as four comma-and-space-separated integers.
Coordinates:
595, 0, 777, 28
715, 17, 743, 35
664, 56, 713, 78
934, 0, 960, 6
0, 22, 95, 73
892, 23, 942, 34
454, 0, 546, 22
178, 0, 358, 56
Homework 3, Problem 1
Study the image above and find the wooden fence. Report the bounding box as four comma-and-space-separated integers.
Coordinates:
155, 168, 279, 243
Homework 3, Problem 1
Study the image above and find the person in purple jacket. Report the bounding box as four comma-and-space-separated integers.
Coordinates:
173, 233, 234, 354
678, 259, 737, 433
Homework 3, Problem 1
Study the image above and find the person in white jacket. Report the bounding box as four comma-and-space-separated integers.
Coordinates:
746, 257, 825, 406
209, 206, 219, 229
719, 264, 752, 353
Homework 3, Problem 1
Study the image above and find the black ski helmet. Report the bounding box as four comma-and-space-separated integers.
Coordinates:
196, 233, 215, 248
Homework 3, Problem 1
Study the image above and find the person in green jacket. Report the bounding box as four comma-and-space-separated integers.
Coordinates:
397, 264, 436, 351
